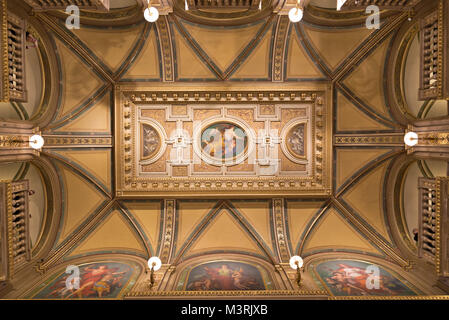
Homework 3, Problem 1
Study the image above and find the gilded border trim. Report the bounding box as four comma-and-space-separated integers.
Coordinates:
309, 257, 422, 296
331, 295, 449, 300
125, 289, 327, 297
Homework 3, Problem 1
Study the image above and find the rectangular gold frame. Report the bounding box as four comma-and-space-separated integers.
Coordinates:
114, 82, 332, 198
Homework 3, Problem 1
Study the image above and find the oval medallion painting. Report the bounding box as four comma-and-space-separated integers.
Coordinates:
201, 122, 248, 164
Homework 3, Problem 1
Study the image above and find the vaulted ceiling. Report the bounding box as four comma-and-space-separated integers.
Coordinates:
1, 0, 448, 299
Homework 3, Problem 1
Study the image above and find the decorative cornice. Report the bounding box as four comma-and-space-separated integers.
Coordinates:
125, 289, 328, 297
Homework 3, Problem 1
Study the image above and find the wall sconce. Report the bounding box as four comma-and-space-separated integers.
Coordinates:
1, 134, 45, 150
29, 134, 45, 150
146, 256, 162, 289
144, 0, 159, 23
404, 131, 418, 147
289, 255, 304, 287
404, 131, 449, 147
288, 0, 304, 23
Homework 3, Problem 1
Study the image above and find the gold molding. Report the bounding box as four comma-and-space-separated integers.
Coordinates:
331, 295, 449, 300
273, 198, 290, 262
159, 199, 175, 263
156, 16, 174, 82
125, 289, 328, 297
42, 135, 112, 148
272, 15, 289, 82
334, 134, 404, 146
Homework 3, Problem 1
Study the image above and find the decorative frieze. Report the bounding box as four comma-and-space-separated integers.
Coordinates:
273, 198, 290, 262
272, 16, 289, 82
159, 199, 176, 264
42, 135, 112, 148
156, 16, 174, 82
334, 134, 404, 146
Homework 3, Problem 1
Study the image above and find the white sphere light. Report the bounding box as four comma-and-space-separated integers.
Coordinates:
29, 134, 44, 150
404, 131, 418, 147
289, 255, 304, 269
288, 7, 303, 23
147, 256, 162, 271
144, 6, 159, 23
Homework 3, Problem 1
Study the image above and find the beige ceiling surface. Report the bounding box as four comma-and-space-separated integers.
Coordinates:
10, 7, 418, 278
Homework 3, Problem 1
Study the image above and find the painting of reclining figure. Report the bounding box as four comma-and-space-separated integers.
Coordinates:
313, 260, 418, 296
181, 261, 270, 291
31, 262, 137, 299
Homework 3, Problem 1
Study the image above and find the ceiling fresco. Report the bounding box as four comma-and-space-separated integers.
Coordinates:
0, 0, 448, 302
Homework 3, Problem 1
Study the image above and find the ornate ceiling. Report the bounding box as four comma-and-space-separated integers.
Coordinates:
0, 0, 448, 299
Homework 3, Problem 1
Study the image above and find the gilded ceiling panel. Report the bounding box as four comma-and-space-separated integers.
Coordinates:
115, 85, 332, 197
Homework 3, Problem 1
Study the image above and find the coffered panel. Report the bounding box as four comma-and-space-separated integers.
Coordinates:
114, 83, 332, 197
